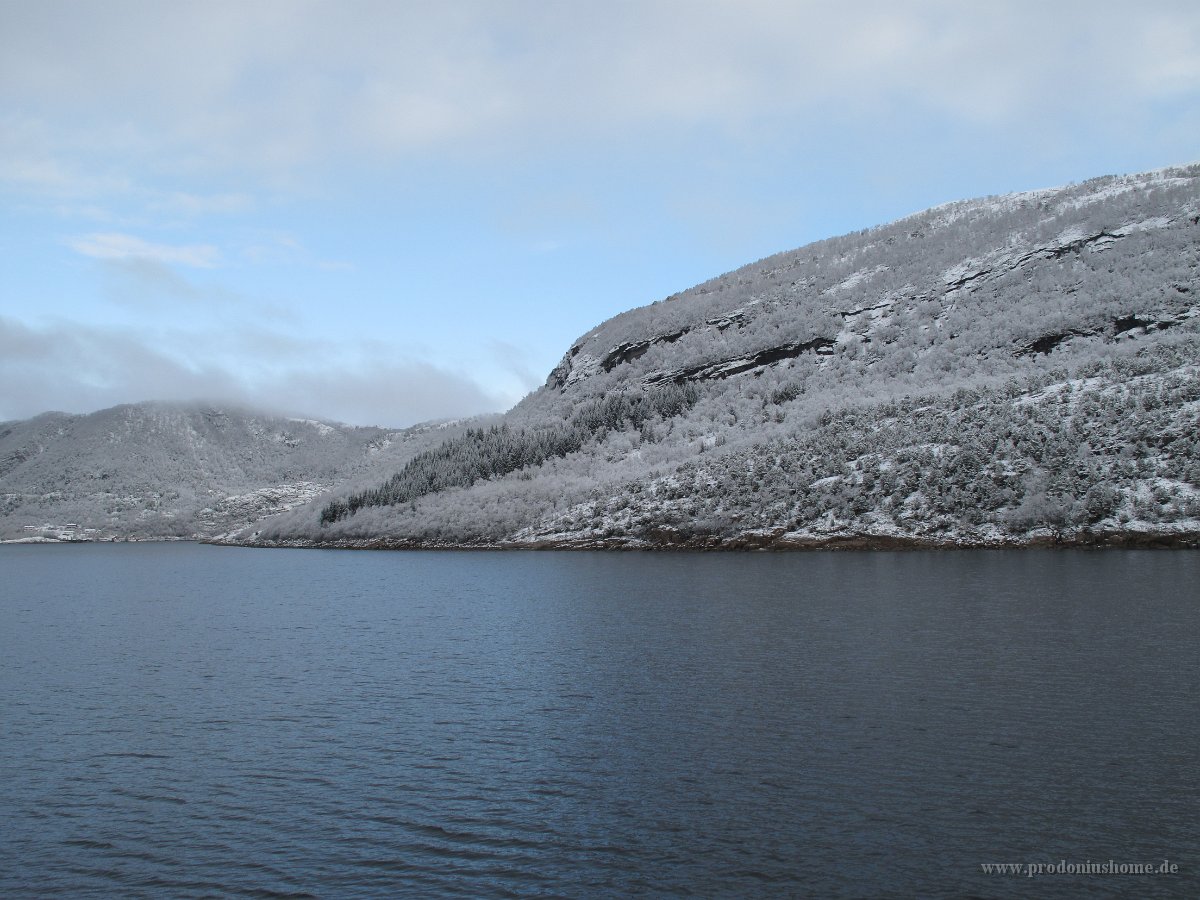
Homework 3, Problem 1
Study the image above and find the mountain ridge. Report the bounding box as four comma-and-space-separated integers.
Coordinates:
0, 401, 483, 541
243, 163, 1200, 548
4, 163, 1198, 548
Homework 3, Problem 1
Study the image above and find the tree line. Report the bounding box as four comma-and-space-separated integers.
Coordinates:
320, 383, 698, 524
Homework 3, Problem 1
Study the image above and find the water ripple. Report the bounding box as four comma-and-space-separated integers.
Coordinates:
2, 545, 1198, 899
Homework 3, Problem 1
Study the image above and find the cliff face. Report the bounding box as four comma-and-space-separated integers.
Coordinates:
249, 164, 1199, 549
535, 167, 1198, 402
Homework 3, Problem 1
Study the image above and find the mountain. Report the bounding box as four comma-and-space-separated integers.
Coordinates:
6, 165, 1198, 549
0, 403, 478, 541
247, 164, 1200, 549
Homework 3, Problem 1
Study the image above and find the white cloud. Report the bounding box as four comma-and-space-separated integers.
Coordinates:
0, 315, 506, 426
238, 231, 353, 271
0, 114, 133, 197
488, 339, 542, 393
68, 232, 221, 268
3, 1, 1197, 181
0, 315, 245, 419
270, 361, 503, 427
151, 191, 254, 215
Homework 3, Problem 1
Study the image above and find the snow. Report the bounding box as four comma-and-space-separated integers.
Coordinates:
825, 264, 889, 294
289, 418, 336, 436
1113, 216, 1174, 236
1059, 173, 1195, 211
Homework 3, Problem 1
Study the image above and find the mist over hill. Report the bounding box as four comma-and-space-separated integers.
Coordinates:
250, 164, 1200, 548
0, 403, 478, 541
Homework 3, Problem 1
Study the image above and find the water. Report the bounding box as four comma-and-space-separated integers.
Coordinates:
1, 544, 1197, 898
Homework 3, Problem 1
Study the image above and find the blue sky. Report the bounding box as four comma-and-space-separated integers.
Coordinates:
2, 1, 1198, 426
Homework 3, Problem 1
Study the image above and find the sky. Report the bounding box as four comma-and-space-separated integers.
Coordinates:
2, 1, 1198, 427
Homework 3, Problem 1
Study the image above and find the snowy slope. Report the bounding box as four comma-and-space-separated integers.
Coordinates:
252, 163, 1200, 548
0, 403, 478, 540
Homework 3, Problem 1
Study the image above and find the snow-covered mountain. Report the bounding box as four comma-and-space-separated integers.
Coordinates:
6, 164, 1199, 548
251, 164, 1200, 548
0, 403, 477, 541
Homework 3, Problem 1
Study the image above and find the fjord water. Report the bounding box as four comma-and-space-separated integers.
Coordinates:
1, 545, 1196, 898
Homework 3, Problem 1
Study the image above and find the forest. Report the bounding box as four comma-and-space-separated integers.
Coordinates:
248, 165, 1200, 548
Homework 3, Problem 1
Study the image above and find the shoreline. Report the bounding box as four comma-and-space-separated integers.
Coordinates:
8, 529, 1198, 551
210, 528, 1200, 552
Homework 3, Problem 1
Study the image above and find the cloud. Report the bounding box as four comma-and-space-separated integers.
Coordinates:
99, 257, 203, 305
3, 1, 1197, 431
488, 339, 542, 393
0, 315, 246, 419
0, 315, 506, 427
73, 254, 301, 331
269, 361, 503, 427
151, 191, 253, 215
0, 113, 132, 199
69, 232, 221, 268
238, 231, 354, 271
3, 2, 1197, 182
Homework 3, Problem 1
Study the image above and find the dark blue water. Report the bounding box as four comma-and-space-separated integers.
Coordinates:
1, 544, 1197, 897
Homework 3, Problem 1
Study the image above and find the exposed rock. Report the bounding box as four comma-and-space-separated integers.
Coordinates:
1014, 329, 1098, 357
551, 306, 764, 389
1114, 314, 1157, 335
1113, 314, 1183, 337
645, 337, 836, 384
601, 328, 689, 371
545, 345, 581, 389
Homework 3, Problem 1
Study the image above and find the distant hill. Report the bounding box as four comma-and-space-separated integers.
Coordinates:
249, 163, 1200, 548
0, 403, 476, 541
